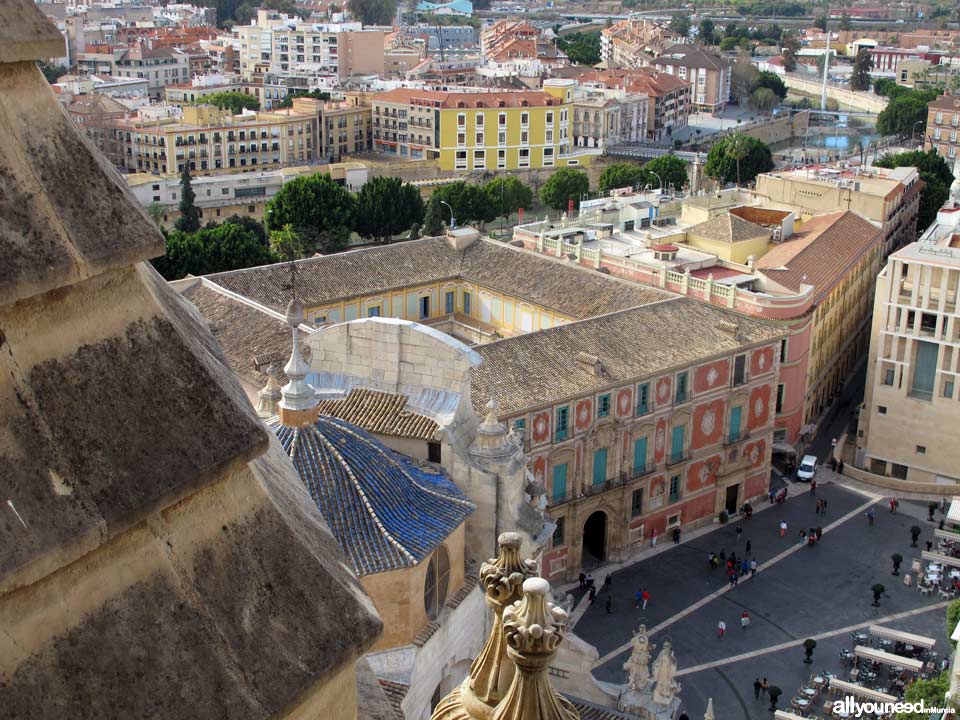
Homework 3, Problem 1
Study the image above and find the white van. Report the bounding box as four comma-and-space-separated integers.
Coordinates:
796, 455, 817, 482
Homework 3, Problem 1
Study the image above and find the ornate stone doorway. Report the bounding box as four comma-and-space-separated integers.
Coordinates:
582, 511, 607, 565
725, 483, 740, 515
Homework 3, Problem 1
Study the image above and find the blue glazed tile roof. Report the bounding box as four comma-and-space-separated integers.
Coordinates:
269, 415, 475, 576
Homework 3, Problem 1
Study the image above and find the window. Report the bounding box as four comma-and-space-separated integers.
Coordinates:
669, 475, 681, 503
457, 132, 466, 146
733, 354, 746, 386
457, 113, 465, 127
637, 383, 650, 415
878, 406, 887, 415
367, 306, 381, 317
463, 291, 471, 315
521, 111, 529, 125
455, 150, 467, 170
552, 516, 565, 547
445, 290, 455, 314
776, 384, 784, 414
420, 295, 430, 319
916, 445, 926, 454
519, 148, 530, 168
883, 368, 895, 385
670, 425, 685, 463
911, 340, 938, 399
592, 448, 608, 485
428, 441, 441, 463
675, 371, 688, 404
633, 437, 647, 476
475, 113, 484, 127
555, 406, 569, 441
944, 380, 955, 399
546, 111, 554, 124
598, 393, 611, 417
780, 338, 787, 363
936, 112, 943, 125
498, 131, 506, 146
631, 489, 643, 517
473, 149, 485, 169
520, 130, 529, 145
552, 463, 568, 502
497, 149, 506, 169
543, 147, 554, 167
423, 545, 450, 620
498, 112, 506, 127
728, 406, 742, 443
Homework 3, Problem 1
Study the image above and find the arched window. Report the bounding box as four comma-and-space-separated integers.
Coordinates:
423, 545, 451, 620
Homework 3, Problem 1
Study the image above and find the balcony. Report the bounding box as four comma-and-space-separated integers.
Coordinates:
665, 451, 689, 467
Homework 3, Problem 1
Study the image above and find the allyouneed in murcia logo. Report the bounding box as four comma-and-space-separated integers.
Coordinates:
832, 697, 956, 717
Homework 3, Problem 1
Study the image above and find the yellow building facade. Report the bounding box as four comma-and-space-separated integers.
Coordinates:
371, 80, 574, 171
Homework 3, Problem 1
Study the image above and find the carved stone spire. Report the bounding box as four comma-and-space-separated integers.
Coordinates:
279, 263, 318, 427
256, 361, 283, 419
432, 532, 536, 720
489, 577, 580, 720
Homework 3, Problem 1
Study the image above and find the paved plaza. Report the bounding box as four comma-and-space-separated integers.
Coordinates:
571, 479, 952, 719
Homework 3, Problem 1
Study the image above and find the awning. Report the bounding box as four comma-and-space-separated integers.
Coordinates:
921, 550, 960, 568
827, 678, 898, 703
774, 712, 808, 720
869, 625, 936, 650
935, 528, 960, 542
854, 645, 923, 672
948, 499, 960, 524
772, 442, 798, 456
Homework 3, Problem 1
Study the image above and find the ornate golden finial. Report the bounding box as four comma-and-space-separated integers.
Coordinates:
490, 578, 579, 720
432, 532, 536, 720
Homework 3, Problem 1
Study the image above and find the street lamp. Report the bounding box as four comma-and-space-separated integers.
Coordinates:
439, 200, 456, 229
649, 170, 663, 194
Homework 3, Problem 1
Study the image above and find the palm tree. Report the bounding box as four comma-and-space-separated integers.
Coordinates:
728, 132, 750, 188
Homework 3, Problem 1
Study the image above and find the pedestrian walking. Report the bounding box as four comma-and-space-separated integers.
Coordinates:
769, 488, 776, 504
753, 678, 762, 699
810, 479, 817, 495
605, 596, 613, 614
635, 590, 643, 608
750, 558, 758, 576
588, 586, 597, 603
815, 498, 821, 515
799, 529, 807, 545
761, 678, 769, 696
927, 540, 934, 552
780, 520, 787, 537
736, 524, 743, 542
603, 575, 612, 591
741, 610, 750, 629
815, 526, 822, 540
651, 528, 658, 547
890, 497, 898, 514
830, 456, 837, 472
672, 527, 681, 544
745, 539, 752, 555
641, 589, 650, 609
586, 573, 595, 590
728, 570, 736, 588
741, 558, 750, 576
838, 460, 844, 475
579, 572, 587, 591
822, 498, 827, 513
717, 619, 726, 637
867, 508, 876, 526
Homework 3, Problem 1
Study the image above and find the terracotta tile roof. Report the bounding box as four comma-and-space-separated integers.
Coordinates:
373, 87, 564, 108
205, 236, 668, 319
315, 388, 439, 440
927, 94, 960, 111
579, 68, 688, 96
658, 44, 730, 71
688, 213, 770, 244
378, 679, 408, 720
470, 297, 785, 416
756, 210, 882, 298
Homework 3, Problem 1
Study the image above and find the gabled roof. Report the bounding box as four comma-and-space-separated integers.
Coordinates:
269, 415, 474, 576
658, 44, 730, 70
316, 388, 439, 440
928, 94, 960, 112
756, 210, 882, 297
688, 213, 770, 243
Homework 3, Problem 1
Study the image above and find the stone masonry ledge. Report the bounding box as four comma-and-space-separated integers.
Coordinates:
838, 432, 960, 500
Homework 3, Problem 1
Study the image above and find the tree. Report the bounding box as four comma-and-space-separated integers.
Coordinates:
731, 55, 760, 105
269, 224, 313, 261
151, 222, 274, 280
705, 134, 774, 186
223, 214, 268, 246
749, 87, 779, 115
555, 32, 602, 65
873, 77, 898, 97
353, 176, 425, 243
875, 150, 954, 233
642, 155, 689, 191
839, 12, 851, 31
36, 60, 67, 84
277, 88, 332, 109
598, 162, 645, 193
720, 37, 739, 51
876, 93, 929, 137
348, 0, 397, 24
265, 173, 356, 254
423, 195, 445, 236
756, 70, 787, 100
539, 168, 590, 212
146, 202, 164, 226
203, 91, 259, 113
898, 671, 951, 720
431, 182, 497, 226
668, 13, 691, 38
484, 176, 533, 217
699, 18, 716, 45
781, 31, 800, 72
175, 166, 201, 233
814, 15, 827, 31
849, 49, 873, 92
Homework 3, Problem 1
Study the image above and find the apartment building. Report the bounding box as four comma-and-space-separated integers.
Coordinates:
652, 45, 731, 115
925, 94, 960, 162
321, 100, 372, 161
754, 165, 922, 259
112, 97, 324, 175
163, 74, 245, 106
233, 11, 386, 81
78, 44, 191, 98
600, 17, 678, 69
859, 199, 960, 483
371, 80, 574, 170
577, 69, 690, 141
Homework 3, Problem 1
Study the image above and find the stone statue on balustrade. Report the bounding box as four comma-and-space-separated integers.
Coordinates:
623, 625, 654, 692
651, 641, 681, 706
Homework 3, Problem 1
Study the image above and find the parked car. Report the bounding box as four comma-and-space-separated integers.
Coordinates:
796, 454, 817, 482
